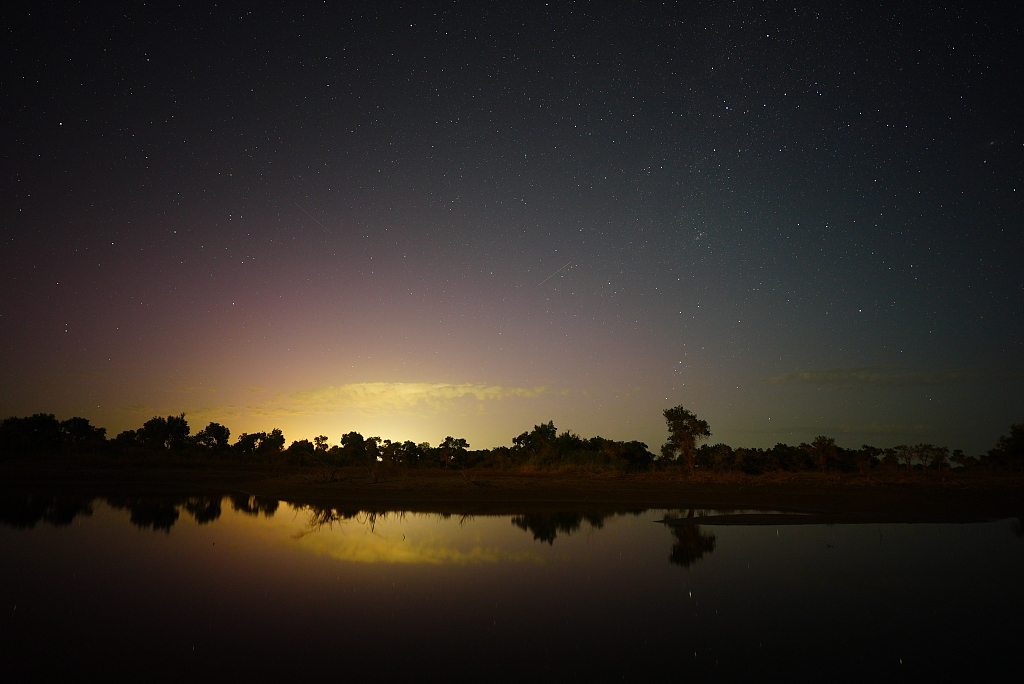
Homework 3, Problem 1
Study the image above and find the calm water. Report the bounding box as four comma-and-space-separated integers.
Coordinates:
1, 493, 1022, 681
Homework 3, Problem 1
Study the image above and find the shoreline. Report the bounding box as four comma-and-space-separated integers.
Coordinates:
2, 461, 1022, 520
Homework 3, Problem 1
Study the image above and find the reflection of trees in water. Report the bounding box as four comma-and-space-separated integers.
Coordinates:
293, 505, 400, 537
0, 491, 281, 532
110, 493, 275, 531
226, 493, 279, 517
509, 510, 711, 567
106, 497, 181, 532
0, 493, 95, 529
664, 510, 716, 568
183, 496, 222, 525
511, 512, 616, 544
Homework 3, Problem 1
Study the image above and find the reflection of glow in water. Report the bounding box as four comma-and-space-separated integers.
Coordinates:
232, 503, 543, 565
294, 529, 539, 565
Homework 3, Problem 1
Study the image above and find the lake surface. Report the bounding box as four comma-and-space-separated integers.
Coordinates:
2, 492, 1023, 681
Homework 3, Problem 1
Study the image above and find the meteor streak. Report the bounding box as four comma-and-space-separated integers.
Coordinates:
539, 260, 573, 285
295, 204, 331, 234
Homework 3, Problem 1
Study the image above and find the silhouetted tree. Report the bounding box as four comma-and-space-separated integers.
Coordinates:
919, 444, 949, 470
365, 436, 382, 460
660, 442, 677, 460
166, 413, 190, 449
856, 445, 882, 475
702, 443, 734, 472
0, 414, 62, 458
340, 431, 367, 464
114, 429, 138, 447
262, 428, 285, 452
893, 444, 914, 472
811, 435, 838, 473
60, 417, 106, 454
762, 443, 802, 472
663, 406, 711, 474
604, 439, 655, 470
234, 432, 262, 456
234, 428, 285, 459
882, 447, 899, 469
138, 416, 170, 450
989, 421, 1024, 472
402, 441, 425, 466
950, 449, 978, 470
194, 422, 230, 449
440, 436, 470, 469
512, 421, 557, 455
286, 439, 315, 462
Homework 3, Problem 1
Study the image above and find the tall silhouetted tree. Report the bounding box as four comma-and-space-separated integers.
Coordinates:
662, 406, 711, 474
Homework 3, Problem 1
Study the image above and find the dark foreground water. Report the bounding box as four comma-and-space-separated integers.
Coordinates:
1, 493, 1022, 681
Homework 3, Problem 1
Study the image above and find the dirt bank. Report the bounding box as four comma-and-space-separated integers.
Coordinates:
2, 461, 1022, 519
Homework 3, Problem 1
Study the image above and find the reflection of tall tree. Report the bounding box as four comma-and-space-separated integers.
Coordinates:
0, 493, 94, 529
667, 524, 716, 568
511, 512, 612, 544
663, 509, 716, 568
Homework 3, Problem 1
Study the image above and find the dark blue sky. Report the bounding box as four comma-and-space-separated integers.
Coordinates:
2, 1, 1021, 452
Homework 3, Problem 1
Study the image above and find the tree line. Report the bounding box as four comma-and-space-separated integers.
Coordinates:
658, 406, 1024, 474
1, 406, 1022, 473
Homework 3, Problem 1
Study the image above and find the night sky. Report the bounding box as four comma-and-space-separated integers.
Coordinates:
2, 2, 1021, 453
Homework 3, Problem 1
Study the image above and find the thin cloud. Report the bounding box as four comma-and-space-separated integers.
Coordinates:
251, 382, 550, 417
